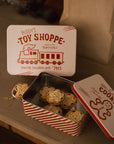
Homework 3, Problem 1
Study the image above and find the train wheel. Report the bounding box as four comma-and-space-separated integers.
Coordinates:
26, 60, 29, 64
53, 61, 56, 65
30, 60, 33, 64
34, 61, 38, 64
21, 60, 24, 64
40, 61, 44, 64
58, 61, 61, 65
46, 61, 49, 65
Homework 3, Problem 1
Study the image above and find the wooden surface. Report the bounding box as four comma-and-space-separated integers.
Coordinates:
12, 127, 46, 144
0, 120, 46, 144
0, 120, 9, 130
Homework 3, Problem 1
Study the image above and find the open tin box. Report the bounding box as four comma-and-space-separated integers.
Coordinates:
22, 72, 87, 136
22, 72, 114, 138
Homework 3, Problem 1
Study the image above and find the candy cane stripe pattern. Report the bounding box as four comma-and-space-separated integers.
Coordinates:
22, 99, 85, 136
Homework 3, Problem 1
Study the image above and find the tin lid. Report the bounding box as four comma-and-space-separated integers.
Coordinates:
72, 74, 114, 139
7, 25, 76, 76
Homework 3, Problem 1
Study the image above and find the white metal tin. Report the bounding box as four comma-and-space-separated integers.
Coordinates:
7, 25, 76, 76
72, 74, 114, 139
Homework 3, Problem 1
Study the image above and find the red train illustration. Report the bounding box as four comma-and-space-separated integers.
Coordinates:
17, 44, 64, 65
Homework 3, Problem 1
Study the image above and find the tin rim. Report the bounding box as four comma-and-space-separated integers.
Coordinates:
11, 89, 22, 99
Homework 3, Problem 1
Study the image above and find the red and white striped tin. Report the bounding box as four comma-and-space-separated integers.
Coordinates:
22, 99, 87, 136
22, 72, 87, 136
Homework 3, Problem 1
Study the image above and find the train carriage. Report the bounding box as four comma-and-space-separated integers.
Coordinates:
39, 51, 64, 65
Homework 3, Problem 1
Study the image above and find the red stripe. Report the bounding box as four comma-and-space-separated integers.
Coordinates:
24, 106, 47, 113
27, 114, 69, 122
32, 118, 79, 128
22, 99, 83, 136
36, 119, 79, 131
26, 114, 81, 129
37, 120, 81, 136
24, 107, 76, 122
26, 111, 76, 123
25, 110, 52, 115
25, 107, 49, 112
49, 124, 80, 130
26, 113, 76, 124
58, 127, 81, 133
24, 104, 38, 108
27, 114, 82, 136
24, 107, 42, 112
23, 100, 77, 123
26, 112, 60, 118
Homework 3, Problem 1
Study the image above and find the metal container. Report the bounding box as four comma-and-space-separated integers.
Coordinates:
72, 74, 114, 139
22, 72, 87, 136
7, 25, 76, 76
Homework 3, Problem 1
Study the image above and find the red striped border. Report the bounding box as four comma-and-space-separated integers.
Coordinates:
22, 99, 85, 136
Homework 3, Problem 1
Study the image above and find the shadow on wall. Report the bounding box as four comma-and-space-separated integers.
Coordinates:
6, 0, 63, 23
